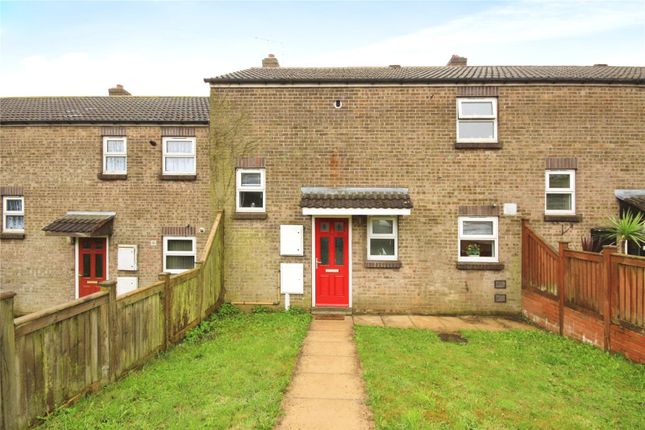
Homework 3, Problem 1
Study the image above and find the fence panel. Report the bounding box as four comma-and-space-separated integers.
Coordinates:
564, 250, 604, 315
523, 224, 559, 296
611, 255, 645, 329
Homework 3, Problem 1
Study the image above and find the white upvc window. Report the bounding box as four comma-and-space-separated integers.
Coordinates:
236, 169, 266, 212
3, 196, 24, 233
458, 216, 499, 262
367, 216, 398, 261
456, 98, 498, 143
162, 137, 196, 175
163, 236, 196, 274
545, 170, 576, 215
102, 137, 127, 174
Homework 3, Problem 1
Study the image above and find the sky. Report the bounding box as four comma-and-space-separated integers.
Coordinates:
0, 0, 644, 96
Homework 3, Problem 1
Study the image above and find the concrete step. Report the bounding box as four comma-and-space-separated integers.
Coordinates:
312, 307, 353, 318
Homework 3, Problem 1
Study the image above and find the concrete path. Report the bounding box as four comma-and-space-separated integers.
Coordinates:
276, 317, 373, 430
353, 314, 534, 332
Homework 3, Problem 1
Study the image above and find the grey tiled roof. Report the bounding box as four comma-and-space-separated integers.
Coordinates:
615, 190, 645, 212
301, 187, 413, 209
206, 66, 645, 85
0, 97, 209, 124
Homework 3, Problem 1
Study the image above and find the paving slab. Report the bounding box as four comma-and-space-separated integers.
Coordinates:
493, 317, 536, 330
310, 319, 353, 332
278, 398, 372, 430
408, 315, 448, 330
286, 372, 365, 400
458, 316, 508, 331
381, 315, 416, 328
298, 354, 358, 374
306, 329, 353, 342
352, 315, 384, 327
302, 340, 356, 357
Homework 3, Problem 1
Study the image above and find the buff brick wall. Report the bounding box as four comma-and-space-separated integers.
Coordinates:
211, 84, 644, 314
0, 125, 212, 314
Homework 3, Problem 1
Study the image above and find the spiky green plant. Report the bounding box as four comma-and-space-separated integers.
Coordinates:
602, 210, 645, 254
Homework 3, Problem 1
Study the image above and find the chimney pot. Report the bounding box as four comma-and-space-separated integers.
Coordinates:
389, 65, 401, 69
108, 84, 131, 96
447, 55, 467, 67
593, 63, 608, 67
262, 54, 280, 68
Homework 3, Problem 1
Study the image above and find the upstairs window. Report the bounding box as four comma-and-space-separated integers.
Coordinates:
3, 196, 24, 233
163, 236, 196, 273
163, 137, 196, 175
545, 170, 576, 215
458, 216, 498, 262
236, 169, 265, 212
367, 217, 398, 261
103, 137, 127, 175
456, 98, 497, 143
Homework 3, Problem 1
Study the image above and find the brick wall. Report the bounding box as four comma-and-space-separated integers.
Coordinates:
0, 125, 212, 314
211, 84, 644, 314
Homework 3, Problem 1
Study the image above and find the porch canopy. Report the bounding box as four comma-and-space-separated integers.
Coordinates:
43, 212, 115, 237
300, 187, 412, 215
615, 189, 645, 212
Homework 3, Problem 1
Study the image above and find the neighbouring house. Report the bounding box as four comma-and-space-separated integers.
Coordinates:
204, 55, 644, 314
0, 88, 211, 314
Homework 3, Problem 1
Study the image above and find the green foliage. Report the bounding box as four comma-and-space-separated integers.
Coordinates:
602, 210, 645, 254
355, 326, 645, 430
286, 307, 307, 315
41, 312, 311, 430
465, 243, 480, 256
251, 305, 273, 314
217, 302, 242, 318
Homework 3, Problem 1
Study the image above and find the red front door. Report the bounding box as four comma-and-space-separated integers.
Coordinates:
315, 218, 349, 307
78, 238, 107, 298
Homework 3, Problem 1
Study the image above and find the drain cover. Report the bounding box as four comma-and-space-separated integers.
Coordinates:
438, 332, 468, 344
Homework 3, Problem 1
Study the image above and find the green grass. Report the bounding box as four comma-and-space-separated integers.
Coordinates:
41, 307, 311, 430
355, 326, 645, 430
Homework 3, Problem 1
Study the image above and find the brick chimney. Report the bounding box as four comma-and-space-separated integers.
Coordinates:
262, 54, 280, 68
446, 55, 467, 67
108, 84, 131, 96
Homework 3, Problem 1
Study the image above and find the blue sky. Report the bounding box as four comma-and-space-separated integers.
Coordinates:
1, 1, 643, 96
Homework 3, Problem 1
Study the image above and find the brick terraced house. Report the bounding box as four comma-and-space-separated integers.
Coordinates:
0, 90, 211, 314
205, 55, 644, 314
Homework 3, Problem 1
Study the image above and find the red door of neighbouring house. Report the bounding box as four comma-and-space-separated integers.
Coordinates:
78, 238, 107, 298
315, 218, 349, 307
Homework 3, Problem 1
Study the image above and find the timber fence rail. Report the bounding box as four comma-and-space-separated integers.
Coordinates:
521, 219, 645, 363
0, 211, 224, 430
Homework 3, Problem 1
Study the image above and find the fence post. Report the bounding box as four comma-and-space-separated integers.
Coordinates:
195, 261, 206, 319
0, 292, 18, 430
521, 219, 528, 289
602, 245, 617, 351
558, 242, 569, 336
159, 272, 172, 350
99, 280, 119, 381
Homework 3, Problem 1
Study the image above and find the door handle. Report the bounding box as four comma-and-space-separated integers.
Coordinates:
86, 281, 98, 285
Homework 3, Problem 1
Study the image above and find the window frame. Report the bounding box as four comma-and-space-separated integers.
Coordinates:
544, 169, 576, 215
456, 97, 498, 143
162, 236, 196, 274
102, 136, 128, 175
3, 196, 25, 233
367, 216, 398, 261
162, 137, 196, 176
458, 216, 499, 263
235, 168, 266, 213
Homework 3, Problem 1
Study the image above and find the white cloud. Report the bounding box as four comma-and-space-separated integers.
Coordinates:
301, 0, 645, 66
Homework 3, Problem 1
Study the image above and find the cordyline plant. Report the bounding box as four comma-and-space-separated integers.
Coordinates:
602, 210, 645, 254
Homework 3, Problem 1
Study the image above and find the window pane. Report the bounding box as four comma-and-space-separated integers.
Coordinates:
372, 219, 393, 234
320, 222, 329, 232
94, 240, 104, 249
335, 237, 344, 265
463, 221, 494, 236
239, 191, 263, 208
165, 157, 195, 173
458, 121, 495, 139
460, 240, 495, 257
82, 254, 91, 277
370, 239, 395, 256
241, 172, 261, 186
106, 140, 125, 153
320, 238, 329, 265
166, 255, 195, 270
166, 141, 193, 153
461, 101, 494, 116
549, 174, 571, 189
5, 215, 24, 229
167, 239, 194, 252
546, 194, 572, 210
105, 156, 126, 172
95, 255, 103, 278
6, 199, 22, 211
334, 222, 344, 232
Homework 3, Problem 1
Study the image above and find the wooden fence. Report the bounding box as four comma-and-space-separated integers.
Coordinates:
0, 212, 224, 430
521, 220, 645, 363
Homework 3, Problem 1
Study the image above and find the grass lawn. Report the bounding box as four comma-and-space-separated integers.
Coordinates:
355, 326, 645, 430
41, 307, 311, 430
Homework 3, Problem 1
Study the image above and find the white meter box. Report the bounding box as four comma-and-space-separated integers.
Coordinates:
280, 225, 303, 256
280, 263, 304, 294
